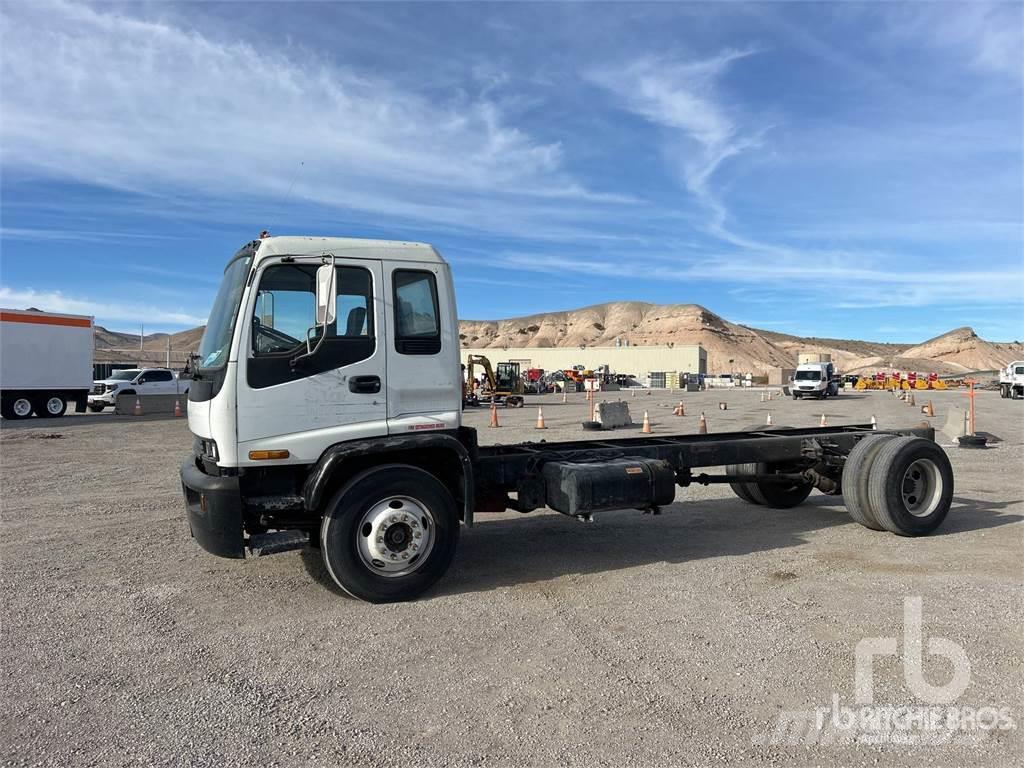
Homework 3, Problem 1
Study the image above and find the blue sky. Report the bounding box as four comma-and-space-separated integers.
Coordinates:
1, 1, 1022, 342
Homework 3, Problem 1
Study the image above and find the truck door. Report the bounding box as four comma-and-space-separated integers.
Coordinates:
235, 257, 387, 459
383, 261, 461, 432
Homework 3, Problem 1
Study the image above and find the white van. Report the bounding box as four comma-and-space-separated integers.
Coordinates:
791, 362, 838, 399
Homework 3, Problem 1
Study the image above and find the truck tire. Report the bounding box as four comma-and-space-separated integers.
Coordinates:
754, 471, 814, 509
727, 423, 812, 508
34, 394, 67, 418
320, 464, 460, 603
867, 437, 954, 536
1, 394, 34, 420
841, 434, 897, 530
728, 462, 761, 504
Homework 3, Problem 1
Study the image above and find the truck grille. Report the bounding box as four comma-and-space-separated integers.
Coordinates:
91, 384, 104, 395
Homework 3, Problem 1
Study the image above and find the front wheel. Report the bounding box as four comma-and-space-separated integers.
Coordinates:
320, 465, 460, 603
89, 403, 106, 413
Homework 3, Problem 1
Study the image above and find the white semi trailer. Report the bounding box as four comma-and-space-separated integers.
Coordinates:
0, 309, 94, 419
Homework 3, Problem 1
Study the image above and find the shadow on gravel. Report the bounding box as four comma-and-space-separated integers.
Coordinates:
934, 496, 1023, 536
297, 494, 1021, 598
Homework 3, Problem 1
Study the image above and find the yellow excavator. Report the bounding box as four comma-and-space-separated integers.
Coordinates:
463, 354, 525, 408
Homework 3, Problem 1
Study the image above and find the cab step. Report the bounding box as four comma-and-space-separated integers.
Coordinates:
247, 530, 309, 557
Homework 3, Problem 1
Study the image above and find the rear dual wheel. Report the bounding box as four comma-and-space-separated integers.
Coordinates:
34, 395, 66, 418
843, 435, 953, 536
728, 423, 814, 509
1, 395, 34, 420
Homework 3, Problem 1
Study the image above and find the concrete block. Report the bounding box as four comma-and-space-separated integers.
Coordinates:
115, 393, 187, 416
595, 400, 632, 429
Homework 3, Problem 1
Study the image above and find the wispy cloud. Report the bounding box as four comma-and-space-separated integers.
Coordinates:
881, 2, 1023, 81
588, 50, 765, 232
0, 286, 205, 327
488, 249, 1024, 311
0, 0, 629, 239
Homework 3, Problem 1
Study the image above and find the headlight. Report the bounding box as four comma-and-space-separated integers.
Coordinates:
193, 437, 219, 462
105, 383, 119, 393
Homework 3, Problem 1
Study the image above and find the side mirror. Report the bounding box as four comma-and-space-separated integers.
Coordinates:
315, 264, 336, 326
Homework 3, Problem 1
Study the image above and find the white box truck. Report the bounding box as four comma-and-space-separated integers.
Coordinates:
0, 309, 94, 419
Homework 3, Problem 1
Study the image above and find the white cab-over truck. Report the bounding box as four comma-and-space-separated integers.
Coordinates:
0, 308, 93, 419
182, 236, 956, 602
999, 361, 1024, 399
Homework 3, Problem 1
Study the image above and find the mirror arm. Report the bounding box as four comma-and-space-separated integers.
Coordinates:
289, 253, 336, 368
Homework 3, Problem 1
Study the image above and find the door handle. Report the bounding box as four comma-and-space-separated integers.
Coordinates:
349, 375, 381, 394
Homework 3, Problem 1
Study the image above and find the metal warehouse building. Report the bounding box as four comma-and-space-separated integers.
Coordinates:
459, 345, 707, 377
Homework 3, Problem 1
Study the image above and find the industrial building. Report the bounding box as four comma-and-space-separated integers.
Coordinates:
459, 345, 707, 377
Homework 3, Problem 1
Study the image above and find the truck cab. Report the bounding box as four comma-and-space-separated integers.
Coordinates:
791, 362, 838, 399
1000, 361, 1024, 399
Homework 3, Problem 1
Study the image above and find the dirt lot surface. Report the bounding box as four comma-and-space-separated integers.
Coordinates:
2, 388, 1021, 766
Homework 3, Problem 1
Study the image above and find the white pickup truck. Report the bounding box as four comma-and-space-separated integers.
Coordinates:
999, 361, 1024, 399
88, 367, 187, 411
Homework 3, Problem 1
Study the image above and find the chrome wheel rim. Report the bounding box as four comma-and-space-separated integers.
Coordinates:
46, 397, 63, 414
356, 496, 435, 577
13, 398, 32, 417
901, 459, 942, 517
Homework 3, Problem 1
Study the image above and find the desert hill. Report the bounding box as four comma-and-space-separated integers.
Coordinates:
459, 301, 1022, 375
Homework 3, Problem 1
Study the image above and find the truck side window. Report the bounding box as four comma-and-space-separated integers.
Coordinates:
393, 270, 440, 355
248, 264, 375, 388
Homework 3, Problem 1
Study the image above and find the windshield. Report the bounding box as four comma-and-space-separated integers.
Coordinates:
197, 254, 252, 369
795, 369, 822, 381
109, 370, 140, 381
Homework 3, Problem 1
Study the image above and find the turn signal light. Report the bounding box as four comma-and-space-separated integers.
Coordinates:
248, 449, 290, 460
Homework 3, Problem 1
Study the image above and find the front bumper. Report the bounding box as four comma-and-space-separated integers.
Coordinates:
180, 456, 245, 559
88, 393, 117, 406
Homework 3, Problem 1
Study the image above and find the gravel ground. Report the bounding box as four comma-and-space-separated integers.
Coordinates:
1, 387, 1021, 766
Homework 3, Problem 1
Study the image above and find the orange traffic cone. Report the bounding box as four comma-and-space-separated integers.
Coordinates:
675, 401, 685, 416
871, 415, 877, 430
766, 413, 772, 426
535, 407, 547, 429
698, 412, 708, 434
488, 402, 500, 428
820, 413, 828, 427
133, 397, 143, 416
562, 387, 567, 403
641, 410, 652, 434
909, 393, 916, 407
174, 399, 183, 418
926, 400, 935, 417
760, 391, 766, 403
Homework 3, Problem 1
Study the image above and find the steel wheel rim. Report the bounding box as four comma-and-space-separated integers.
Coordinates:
45, 397, 63, 414
13, 398, 32, 417
901, 458, 942, 517
355, 495, 435, 577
